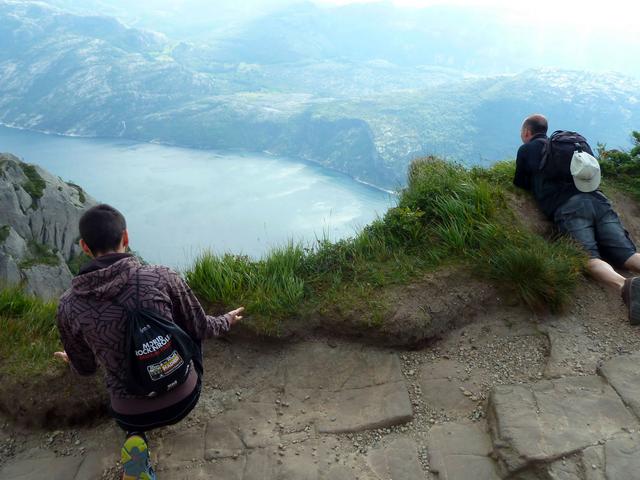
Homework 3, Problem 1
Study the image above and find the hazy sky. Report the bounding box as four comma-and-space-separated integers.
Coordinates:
45, 0, 639, 34
315, 0, 637, 29
41, 0, 640, 64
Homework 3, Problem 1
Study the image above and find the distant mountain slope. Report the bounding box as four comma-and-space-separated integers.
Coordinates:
1, 2, 639, 189
322, 69, 640, 173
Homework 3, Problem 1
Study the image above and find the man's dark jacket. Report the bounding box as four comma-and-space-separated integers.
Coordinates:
513, 133, 592, 219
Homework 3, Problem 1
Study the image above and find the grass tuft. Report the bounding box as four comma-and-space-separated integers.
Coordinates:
185, 243, 306, 335
19, 241, 60, 269
0, 225, 9, 244
66, 182, 87, 204
598, 132, 640, 201
0, 285, 61, 376
20, 163, 46, 207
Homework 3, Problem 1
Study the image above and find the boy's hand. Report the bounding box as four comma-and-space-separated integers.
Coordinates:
54, 351, 69, 363
226, 307, 244, 325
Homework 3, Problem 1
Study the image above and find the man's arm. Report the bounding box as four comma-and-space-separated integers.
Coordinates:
167, 270, 241, 340
513, 144, 532, 191
55, 301, 98, 376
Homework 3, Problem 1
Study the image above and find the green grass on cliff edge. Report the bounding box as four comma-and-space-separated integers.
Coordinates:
186, 157, 587, 335
0, 157, 591, 376
0, 285, 61, 376
598, 132, 640, 201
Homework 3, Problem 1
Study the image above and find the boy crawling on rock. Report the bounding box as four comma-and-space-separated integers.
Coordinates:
54, 204, 243, 480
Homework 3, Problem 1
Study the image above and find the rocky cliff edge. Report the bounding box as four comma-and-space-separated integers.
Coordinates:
0, 153, 96, 299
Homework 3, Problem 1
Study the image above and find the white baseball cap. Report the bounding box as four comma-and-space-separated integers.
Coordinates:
570, 151, 601, 192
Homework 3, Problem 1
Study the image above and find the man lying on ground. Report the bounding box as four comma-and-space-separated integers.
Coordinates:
513, 114, 640, 323
54, 204, 244, 480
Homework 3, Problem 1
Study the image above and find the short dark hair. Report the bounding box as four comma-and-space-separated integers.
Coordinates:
522, 114, 548, 136
79, 204, 126, 255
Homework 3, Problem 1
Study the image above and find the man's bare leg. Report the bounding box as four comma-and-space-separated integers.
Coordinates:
587, 258, 625, 292
623, 253, 640, 273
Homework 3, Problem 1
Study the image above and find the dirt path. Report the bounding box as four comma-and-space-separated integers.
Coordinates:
2, 275, 640, 479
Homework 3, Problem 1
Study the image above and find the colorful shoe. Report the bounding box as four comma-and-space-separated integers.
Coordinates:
121, 434, 156, 480
622, 277, 640, 325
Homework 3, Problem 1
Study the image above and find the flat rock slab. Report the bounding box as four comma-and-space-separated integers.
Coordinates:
506, 433, 640, 480
0, 451, 84, 480
367, 438, 424, 480
488, 375, 638, 475
281, 342, 405, 390
205, 402, 279, 456
282, 343, 413, 433
540, 319, 601, 378
316, 382, 413, 434
603, 432, 640, 480
419, 359, 486, 416
162, 437, 347, 480
598, 352, 640, 419
428, 423, 499, 480
74, 449, 119, 480
582, 445, 606, 480
157, 426, 206, 468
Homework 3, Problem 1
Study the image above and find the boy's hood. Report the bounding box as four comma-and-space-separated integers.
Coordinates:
71, 254, 141, 301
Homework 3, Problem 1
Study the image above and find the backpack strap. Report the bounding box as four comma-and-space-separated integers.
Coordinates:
539, 130, 565, 171
135, 268, 141, 309
539, 137, 550, 171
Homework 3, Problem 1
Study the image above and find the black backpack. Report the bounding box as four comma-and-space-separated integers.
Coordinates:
540, 130, 593, 181
115, 271, 203, 397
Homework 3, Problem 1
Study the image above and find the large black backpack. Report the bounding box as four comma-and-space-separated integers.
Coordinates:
116, 271, 203, 397
540, 130, 593, 180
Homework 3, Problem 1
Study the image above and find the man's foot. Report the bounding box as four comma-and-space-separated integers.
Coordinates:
121, 434, 156, 480
622, 277, 640, 325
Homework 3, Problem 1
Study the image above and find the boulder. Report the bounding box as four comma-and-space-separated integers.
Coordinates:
22, 261, 74, 299
488, 376, 638, 477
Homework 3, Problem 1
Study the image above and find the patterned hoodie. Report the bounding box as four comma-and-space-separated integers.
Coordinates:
56, 254, 230, 407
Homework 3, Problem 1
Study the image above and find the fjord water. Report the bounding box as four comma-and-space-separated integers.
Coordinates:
0, 126, 394, 268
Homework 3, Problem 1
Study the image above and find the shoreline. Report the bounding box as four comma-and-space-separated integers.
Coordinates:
0, 122, 399, 196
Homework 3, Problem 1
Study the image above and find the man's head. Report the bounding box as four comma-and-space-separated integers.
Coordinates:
79, 204, 128, 258
521, 114, 548, 143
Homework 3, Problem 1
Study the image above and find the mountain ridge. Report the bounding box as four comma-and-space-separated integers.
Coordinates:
1, 1, 640, 189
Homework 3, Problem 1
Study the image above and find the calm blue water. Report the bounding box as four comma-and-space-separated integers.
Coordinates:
0, 126, 394, 268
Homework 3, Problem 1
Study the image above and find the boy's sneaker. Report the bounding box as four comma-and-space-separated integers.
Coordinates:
121, 434, 156, 480
622, 277, 640, 325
